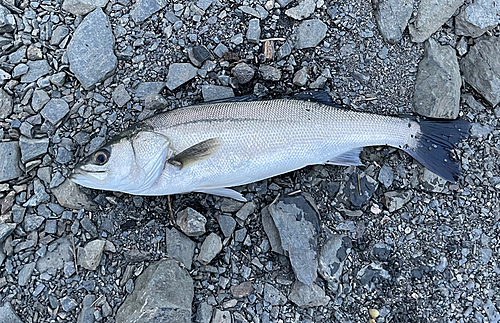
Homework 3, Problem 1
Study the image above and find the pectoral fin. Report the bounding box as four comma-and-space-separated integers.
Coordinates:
326, 148, 364, 166
168, 138, 222, 169
195, 187, 247, 202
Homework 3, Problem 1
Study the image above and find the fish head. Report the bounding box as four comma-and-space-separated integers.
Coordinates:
71, 124, 172, 194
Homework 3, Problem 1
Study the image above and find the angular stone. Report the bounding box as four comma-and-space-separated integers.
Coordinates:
112, 84, 131, 107
18, 262, 36, 286
132, 82, 166, 99
409, 0, 465, 43
263, 283, 287, 305
460, 36, 500, 106
261, 206, 284, 255
285, 0, 316, 20
484, 299, 500, 323
166, 63, 198, 91
413, 39, 461, 119
176, 207, 206, 236
0, 88, 12, 119
36, 237, 72, 273
231, 63, 254, 84
19, 136, 49, 163
201, 85, 234, 102
383, 190, 412, 212
62, 0, 109, 15
61, 296, 78, 312
372, 0, 413, 44
288, 281, 330, 308
165, 228, 195, 270
116, 260, 193, 323
0, 6, 15, 33
77, 294, 95, 323
259, 65, 281, 81
419, 168, 447, 192
217, 215, 236, 238
318, 235, 351, 292
24, 178, 50, 207
188, 45, 212, 67
0, 223, 16, 243
31, 89, 50, 112
78, 239, 106, 270
293, 67, 308, 86
235, 201, 255, 221
23, 213, 45, 232
50, 26, 70, 46
0, 142, 22, 182
20, 60, 51, 83
293, 19, 327, 49
41, 99, 69, 125
246, 18, 261, 43
67, 8, 117, 89
0, 303, 22, 323
130, 0, 167, 23
378, 165, 394, 188
12, 64, 28, 79
52, 179, 98, 210
230, 281, 253, 298
456, 0, 499, 38
195, 302, 213, 323
197, 233, 222, 265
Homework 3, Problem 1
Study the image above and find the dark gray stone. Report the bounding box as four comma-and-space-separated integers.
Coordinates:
259, 65, 281, 81
165, 228, 195, 269
0, 223, 16, 243
341, 170, 378, 208
112, 84, 131, 107
269, 201, 317, 285
235, 201, 255, 221
53, 179, 97, 210
20, 60, 52, 83
19, 136, 49, 163
293, 19, 327, 49
0, 88, 13, 119
115, 260, 193, 323
372, 243, 392, 261
285, 0, 315, 20
197, 233, 222, 265
318, 235, 351, 292
409, 0, 465, 43
31, 89, 50, 112
56, 147, 72, 164
166, 63, 198, 91
261, 206, 285, 255
231, 63, 254, 84
460, 36, 500, 106
413, 39, 461, 119
18, 262, 36, 286
12, 64, 28, 79
0, 142, 22, 182
0, 5, 15, 33
0, 302, 22, 323
67, 8, 117, 89
288, 281, 330, 308
77, 239, 106, 270
383, 190, 412, 212
188, 45, 212, 67
61, 296, 78, 312
372, 0, 413, 44
24, 178, 50, 207
456, 0, 499, 38
247, 18, 261, 43
217, 215, 236, 238
77, 294, 95, 323
378, 165, 394, 188
264, 283, 287, 305
195, 302, 213, 323
130, 0, 167, 23
420, 168, 447, 192
176, 207, 206, 236
132, 82, 166, 99
23, 213, 45, 232
201, 85, 234, 102
62, 0, 109, 15
357, 263, 391, 288
276, 42, 292, 61
293, 67, 308, 86
51, 26, 70, 46
41, 99, 69, 125
144, 93, 168, 110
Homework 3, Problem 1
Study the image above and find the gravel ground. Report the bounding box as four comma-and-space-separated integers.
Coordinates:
0, 0, 499, 322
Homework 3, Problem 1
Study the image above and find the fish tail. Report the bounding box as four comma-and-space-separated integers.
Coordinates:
403, 118, 471, 182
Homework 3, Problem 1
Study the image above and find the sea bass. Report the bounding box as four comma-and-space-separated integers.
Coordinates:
71, 91, 470, 201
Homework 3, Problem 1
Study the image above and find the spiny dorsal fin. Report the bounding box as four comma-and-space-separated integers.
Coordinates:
292, 90, 342, 108
168, 138, 221, 169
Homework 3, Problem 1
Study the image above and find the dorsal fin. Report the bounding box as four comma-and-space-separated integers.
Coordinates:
292, 91, 342, 108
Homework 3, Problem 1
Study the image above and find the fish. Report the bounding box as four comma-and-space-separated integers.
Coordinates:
71, 91, 471, 202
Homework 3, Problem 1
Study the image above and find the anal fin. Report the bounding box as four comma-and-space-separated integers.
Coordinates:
326, 148, 364, 166
195, 187, 247, 202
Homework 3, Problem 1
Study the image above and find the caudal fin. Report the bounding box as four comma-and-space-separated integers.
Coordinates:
404, 118, 471, 182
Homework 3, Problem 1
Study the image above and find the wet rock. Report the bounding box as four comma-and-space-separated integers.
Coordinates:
112, 84, 131, 107
231, 281, 253, 298
41, 99, 69, 125
201, 85, 234, 102
67, 8, 117, 89
285, 0, 315, 20
264, 283, 287, 305
409, 0, 465, 43
293, 19, 327, 49
116, 259, 193, 323
341, 170, 378, 208
18, 262, 36, 286
413, 39, 461, 119
195, 302, 213, 323
0, 303, 22, 323
19, 136, 49, 163
77, 294, 95, 323
293, 67, 308, 86
246, 18, 261, 43
77, 239, 106, 270
176, 207, 206, 236
0, 142, 22, 182
53, 179, 97, 210
259, 65, 281, 81
20, 60, 52, 83
318, 235, 351, 292
166, 63, 198, 91
455, 0, 499, 38
460, 36, 500, 106
62, 0, 109, 15
288, 281, 330, 308
24, 178, 50, 207
130, 0, 167, 23
269, 201, 317, 285
0, 5, 15, 33
383, 191, 412, 212
165, 227, 195, 269
217, 215, 236, 238
36, 237, 72, 273
372, 0, 413, 44
231, 63, 254, 84
0, 88, 12, 119
0, 223, 16, 243
188, 45, 212, 67
197, 233, 222, 265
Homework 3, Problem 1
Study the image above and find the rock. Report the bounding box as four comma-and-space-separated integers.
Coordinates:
23, 213, 45, 231
0, 142, 22, 182
213, 43, 228, 58
19, 136, 49, 163
112, 84, 131, 107
484, 299, 500, 323
369, 309, 380, 319
195, 302, 213, 323
372, 243, 391, 261
378, 165, 394, 188
230, 33, 244, 45
166, 63, 198, 91
413, 39, 461, 119
176, 207, 206, 236
235, 201, 255, 221
197, 233, 222, 265
269, 201, 317, 285
31, 89, 50, 112
230, 281, 253, 298
62, 0, 109, 15
165, 228, 195, 269
246, 18, 261, 43
420, 168, 447, 192
77, 239, 106, 270
318, 235, 351, 292
9, 48, 26, 64
77, 294, 95, 323
130, 0, 167, 23
132, 82, 166, 99
56, 147, 72, 164
20, 60, 51, 83
201, 85, 234, 102
259, 65, 281, 81
217, 215, 236, 238
116, 260, 193, 323
144, 93, 168, 110
0, 6, 15, 33
341, 171, 378, 208
239, 5, 261, 18
408, 0, 465, 43
293, 67, 308, 86
0, 88, 12, 119
288, 281, 330, 308
383, 190, 412, 212
293, 19, 327, 49
264, 283, 287, 305
357, 263, 391, 289
24, 178, 50, 207
460, 36, 500, 106
12, 64, 28, 79
67, 8, 117, 89
61, 296, 78, 312
213, 310, 231, 323
372, 0, 413, 44
0, 303, 22, 323
276, 42, 292, 61
52, 179, 97, 210
36, 237, 72, 273
50, 26, 69, 46
50, 72, 66, 87
0, 223, 16, 243
41, 99, 69, 125
261, 206, 285, 254
480, 248, 492, 264
285, 0, 315, 20
188, 45, 212, 67
231, 63, 254, 84
18, 262, 36, 286
455, 0, 499, 38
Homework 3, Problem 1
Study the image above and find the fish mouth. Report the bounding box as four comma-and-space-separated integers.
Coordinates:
70, 168, 108, 188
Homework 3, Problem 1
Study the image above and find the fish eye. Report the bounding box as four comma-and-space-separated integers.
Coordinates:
94, 149, 110, 165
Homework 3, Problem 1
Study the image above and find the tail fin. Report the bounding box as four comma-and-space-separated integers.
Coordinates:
403, 118, 471, 182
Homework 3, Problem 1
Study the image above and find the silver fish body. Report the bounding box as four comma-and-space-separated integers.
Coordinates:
71, 93, 470, 201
